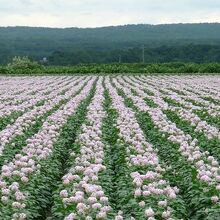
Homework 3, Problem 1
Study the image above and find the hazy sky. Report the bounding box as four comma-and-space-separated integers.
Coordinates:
0, 0, 220, 28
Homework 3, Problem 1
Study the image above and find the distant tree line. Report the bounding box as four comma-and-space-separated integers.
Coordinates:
1, 57, 220, 75
0, 24, 220, 65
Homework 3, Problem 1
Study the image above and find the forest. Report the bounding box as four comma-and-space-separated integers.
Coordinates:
0, 23, 220, 65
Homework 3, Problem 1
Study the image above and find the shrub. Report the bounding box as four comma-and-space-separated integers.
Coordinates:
6, 56, 44, 74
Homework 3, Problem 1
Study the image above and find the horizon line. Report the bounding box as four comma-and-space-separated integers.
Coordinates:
0, 22, 220, 29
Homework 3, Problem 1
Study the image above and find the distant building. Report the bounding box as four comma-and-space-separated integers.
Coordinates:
43, 57, 48, 62
40, 57, 48, 65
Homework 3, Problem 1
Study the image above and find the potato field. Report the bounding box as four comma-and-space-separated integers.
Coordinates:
0, 75, 220, 220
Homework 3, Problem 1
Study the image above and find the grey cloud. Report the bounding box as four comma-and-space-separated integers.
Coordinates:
0, 0, 219, 27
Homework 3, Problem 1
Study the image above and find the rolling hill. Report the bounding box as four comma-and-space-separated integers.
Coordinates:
0, 23, 220, 64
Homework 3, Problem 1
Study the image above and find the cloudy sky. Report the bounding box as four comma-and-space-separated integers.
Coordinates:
0, 0, 220, 28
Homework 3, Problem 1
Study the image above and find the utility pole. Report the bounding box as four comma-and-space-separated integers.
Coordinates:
119, 55, 122, 64
142, 44, 145, 63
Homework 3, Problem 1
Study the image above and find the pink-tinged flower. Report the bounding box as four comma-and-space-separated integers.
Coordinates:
101, 205, 111, 212
169, 192, 177, 199
96, 190, 104, 198
173, 186, 179, 194
15, 191, 25, 201
96, 211, 107, 219
139, 201, 145, 208
62, 198, 70, 204
0, 181, 6, 188
76, 202, 87, 211
100, 196, 109, 203
63, 179, 70, 185
2, 171, 12, 178
19, 213, 27, 220
147, 217, 156, 220
134, 188, 142, 197
162, 210, 171, 219
60, 190, 68, 198
130, 172, 140, 179
74, 195, 84, 203
133, 177, 143, 187
21, 176, 29, 183
115, 215, 123, 220
211, 196, 219, 203
88, 196, 97, 204
2, 188, 10, 195
64, 213, 77, 220
1, 196, 8, 203
92, 202, 102, 210
145, 207, 155, 217
92, 175, 98, 182
12, 213, 19, 219
200, 175, 211, 183
21, 203, 26, 208
143, 190, 151, 196
212, 160, 219, 166
12, 201, 22, 208
158, 200, 167, 207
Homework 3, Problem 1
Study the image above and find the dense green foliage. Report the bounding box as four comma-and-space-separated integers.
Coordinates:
6, 56, 44, 74
1, 62, 220, 74
1, 23, 220, 65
